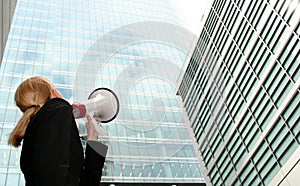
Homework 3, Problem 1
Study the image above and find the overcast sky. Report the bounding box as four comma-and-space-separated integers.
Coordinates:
174, 0, 208, 34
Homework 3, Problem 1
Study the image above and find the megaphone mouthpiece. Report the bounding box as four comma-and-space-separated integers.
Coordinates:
72, 103, 86, 118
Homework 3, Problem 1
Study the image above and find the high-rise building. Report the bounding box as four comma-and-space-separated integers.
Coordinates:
178, 0, 300, 185
0, 0, 205, 185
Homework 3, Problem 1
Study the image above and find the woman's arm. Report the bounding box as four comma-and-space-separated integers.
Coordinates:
80, 141, 107, 186
79, 114, 107, 186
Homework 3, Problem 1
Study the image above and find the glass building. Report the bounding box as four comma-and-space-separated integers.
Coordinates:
178, 0, 300, 185
0, 0, 205, 185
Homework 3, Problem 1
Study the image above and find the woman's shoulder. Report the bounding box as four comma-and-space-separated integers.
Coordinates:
25, 98, 73, 137
36, 98, 72, 117
43, 98, 71, 110
44, 98, 71, 108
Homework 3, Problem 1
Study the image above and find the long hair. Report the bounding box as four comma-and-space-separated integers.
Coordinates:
8, 76, 54, 147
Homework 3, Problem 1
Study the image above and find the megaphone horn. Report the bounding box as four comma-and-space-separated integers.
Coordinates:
72, 88, 120, 123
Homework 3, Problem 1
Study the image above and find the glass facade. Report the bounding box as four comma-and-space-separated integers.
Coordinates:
0, 0, 204, 185
178, 0, 300, 185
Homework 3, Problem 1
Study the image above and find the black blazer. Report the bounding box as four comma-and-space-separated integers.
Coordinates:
20, 98, 106, 186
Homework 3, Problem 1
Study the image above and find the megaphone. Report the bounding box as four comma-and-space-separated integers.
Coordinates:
72, 88, 119, 132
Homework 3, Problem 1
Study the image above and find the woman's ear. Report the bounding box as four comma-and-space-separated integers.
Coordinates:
51, 89, 63, 98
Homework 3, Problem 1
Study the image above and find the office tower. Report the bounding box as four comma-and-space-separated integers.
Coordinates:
0, 0, 205, 185
177, 0, 300, 185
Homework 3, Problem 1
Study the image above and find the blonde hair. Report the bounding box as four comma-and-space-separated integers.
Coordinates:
8, 76, 54, 147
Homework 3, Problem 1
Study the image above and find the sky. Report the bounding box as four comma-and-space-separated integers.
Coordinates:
174, 0, 208, 34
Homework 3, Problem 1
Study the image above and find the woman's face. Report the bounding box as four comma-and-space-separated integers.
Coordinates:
51, 89, 63, 99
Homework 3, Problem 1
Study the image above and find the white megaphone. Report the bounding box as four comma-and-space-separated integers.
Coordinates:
72, 88, 119, 134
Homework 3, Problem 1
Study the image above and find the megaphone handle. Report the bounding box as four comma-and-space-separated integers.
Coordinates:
90, 114, 107, 136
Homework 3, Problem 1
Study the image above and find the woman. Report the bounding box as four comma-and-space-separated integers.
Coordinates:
8, 76, 106, 186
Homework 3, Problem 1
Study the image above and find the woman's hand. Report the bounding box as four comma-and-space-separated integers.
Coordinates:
85, 114, 98, 141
